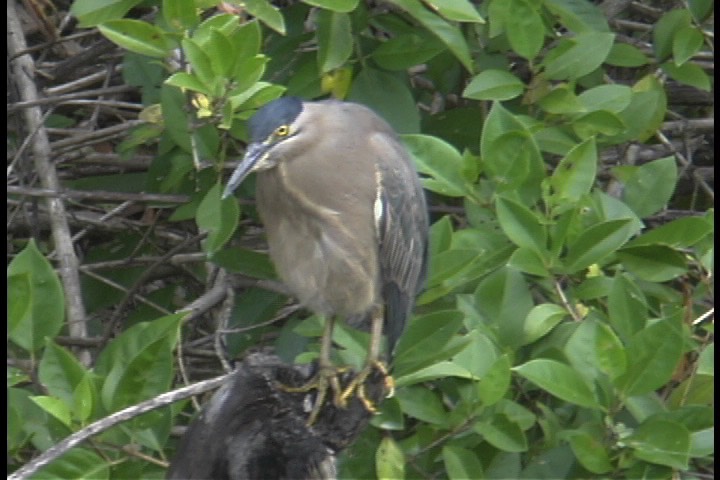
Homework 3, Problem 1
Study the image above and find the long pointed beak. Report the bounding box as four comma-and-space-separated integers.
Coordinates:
222, 143, 269, 199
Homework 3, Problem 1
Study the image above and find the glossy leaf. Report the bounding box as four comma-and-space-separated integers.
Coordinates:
38, 342, 86, 407
71, 0, 140, 27
608, 273, 648, 341
495, 196, 547, 254
244, 0, 286, 34
388, 0, 473, 71
617, 245, 688, 282
549, 137, 597, 203
8, 240, 64, 352
403, 134, 467, 196
303, 0, 359, 13
661, 61, 712, 91
566, 429, 613, 473
197, 184, 240, 256
348, 68, 420, 133
376, 435, 405, 479
463, 69, 524, 101
430, 0, 484, 23
317, 10, 353, 72
476, 354, 511, 406
616, 156, 677, 218
475, 413, 529, 452
563, 218, 634, 273
543, 32, 615, 80
98, 20, 170, 58
513, 359, 601, 409
615, 313, 684, 397
627, 216, 711, 248
443, 445, 484, 479
501, 0, 545, 59
626, 418, 690, 469
523, 304, 567, 345
544, 0, 610, 33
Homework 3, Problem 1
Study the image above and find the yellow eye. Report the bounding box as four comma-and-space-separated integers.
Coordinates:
275, 125, 290, 136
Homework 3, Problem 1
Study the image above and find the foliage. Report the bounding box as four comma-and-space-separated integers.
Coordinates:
7, 0, 713, 479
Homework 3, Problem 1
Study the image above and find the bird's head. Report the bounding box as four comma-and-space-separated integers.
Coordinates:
223, 96, 305, 198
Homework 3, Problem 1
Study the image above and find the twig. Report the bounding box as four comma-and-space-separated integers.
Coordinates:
8, 0, 90, 365
8, 374, 231, 480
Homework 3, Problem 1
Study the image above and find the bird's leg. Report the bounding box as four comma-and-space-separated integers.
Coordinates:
282, 315, 344, 425
338, 306, 392, 412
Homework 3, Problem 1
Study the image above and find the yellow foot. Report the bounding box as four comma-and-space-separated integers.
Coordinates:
339, 361, 394, 414
280, 365, 348, 425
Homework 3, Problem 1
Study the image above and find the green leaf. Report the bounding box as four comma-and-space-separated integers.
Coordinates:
463, 69, 524, 101
661, 61, 712, 91
371, 32, 445, 71
165, 72, 210, 95
626, 216, 712, 248
38, 342, 87, 407
549, 137, 597, 202
32, 447, 109, 479
507, 247, 550, 277
316, 10, 353, 72
402, 134, 467, 196
513, 359, 602, 409
594, 321, 627, 379
101, 336, 174, 411
393, 310, 464, 375
348, 68, 420, 133
605, 43, 650, 67
70, 0, 140, 27
98, 20, 170, 58
376, 435, 405, 479
626, 419, 690, 469
543, 0, 610, 33
566, 429, 613, 473
608, 273, 648, 341
688, 0, 714, 22
500, 0, 546, 59
523, 304, 567, 345
395, 385, 447, 424
394, 361, 474, 387
475, 268, 534, 349
478, 354, 512, 406
244, 0, 286, 34
563, 218, 634, 273
653, 9, 692, 62
578, 85, 633, 113
615, 313, 684, 397
8, 239, 65, 352
483, 131, 534, 189
162, 0, 198, 30
181, 38, 215, 88
30, 396, 72, 427
73, 373, 96, 424
609, 75, 667, 143
475, 413, 529, 452
572, 110, 626, 139
388, 0, 473, 71
672, 25, 704, 65
429, 0, 484, 23
443, 445, 485, 479
212, 246, 276, 280
617, 245, 688, 282
616, 156, 677, 218
303, 0, 359, 13
495, 196, 547, 254
537, 85, 584, 114
197, 183, 240, 256
543, 32, 615, 80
